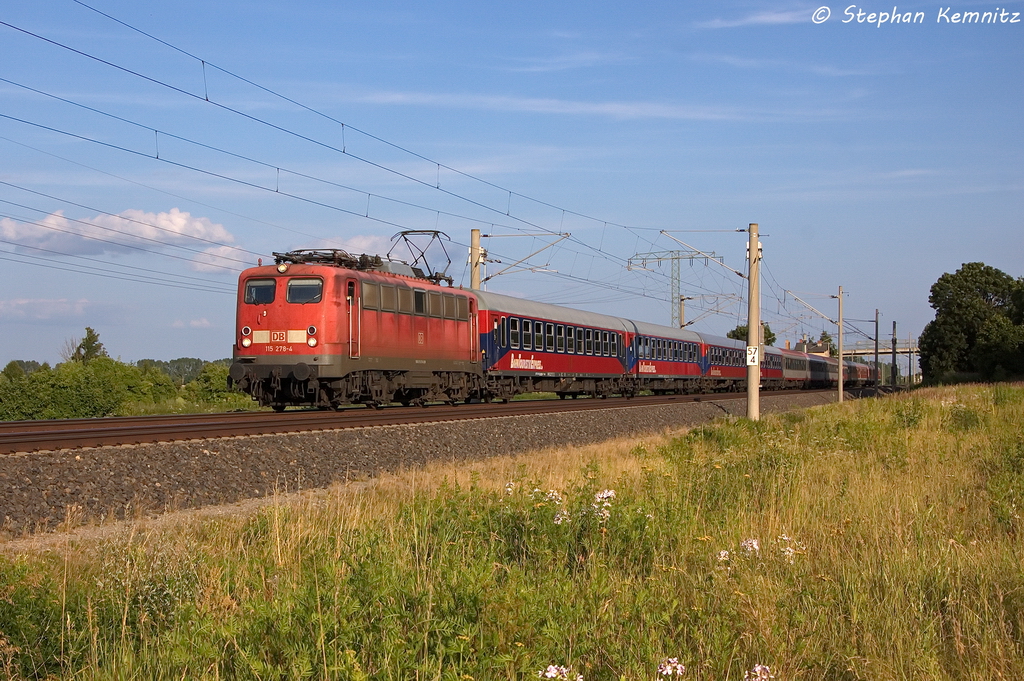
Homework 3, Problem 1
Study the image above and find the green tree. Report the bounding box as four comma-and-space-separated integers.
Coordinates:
68, 327, 109, 364
726, 324, 776, 346
919, 262, 1023, 379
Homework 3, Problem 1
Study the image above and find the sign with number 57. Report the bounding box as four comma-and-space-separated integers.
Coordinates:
746, 346, 759, 366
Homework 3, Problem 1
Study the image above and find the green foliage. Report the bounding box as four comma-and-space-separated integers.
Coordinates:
138, 357, 219, 386
70, 326, 108, 364
0, 356, 245, 421
726, 323, 776, 346
919, 262, 1024, 379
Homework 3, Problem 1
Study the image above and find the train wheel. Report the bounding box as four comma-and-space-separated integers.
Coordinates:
272, 403, 286, 413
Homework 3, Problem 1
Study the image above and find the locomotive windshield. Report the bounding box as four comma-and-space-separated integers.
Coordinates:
287, 278, 323, 304
244, 279, 276, 305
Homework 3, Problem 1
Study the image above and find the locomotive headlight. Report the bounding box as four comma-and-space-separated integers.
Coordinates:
241, 337, 252, 348
241, 326, 251, 336
307, 325, 317, 336
277, 263, 289, 273
307, 337, 318, 347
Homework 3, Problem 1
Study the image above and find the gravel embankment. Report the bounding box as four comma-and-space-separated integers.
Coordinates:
1, 391, 841, 536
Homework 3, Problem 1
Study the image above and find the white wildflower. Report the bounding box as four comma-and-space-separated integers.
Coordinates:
740, 538, 760, 555
553, 510, 571, 525
545, 490, 564, 505
743, 664, 774, 680
657, 657, 686, 676
717, 550, 730, 562
538, 665, 582, 681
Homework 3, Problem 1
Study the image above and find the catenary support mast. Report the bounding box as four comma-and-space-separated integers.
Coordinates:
746, 223, 761, 421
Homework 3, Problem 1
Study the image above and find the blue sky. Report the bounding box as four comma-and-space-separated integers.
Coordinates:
0, 0, 1021, 365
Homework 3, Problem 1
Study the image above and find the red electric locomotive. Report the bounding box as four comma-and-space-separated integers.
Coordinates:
229, 250, 485, 410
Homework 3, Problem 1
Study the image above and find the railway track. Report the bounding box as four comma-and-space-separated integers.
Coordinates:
0, 390, 830, 455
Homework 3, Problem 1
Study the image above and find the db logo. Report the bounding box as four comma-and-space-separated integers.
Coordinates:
271, 331, 286, 342
417, 332, 424, 345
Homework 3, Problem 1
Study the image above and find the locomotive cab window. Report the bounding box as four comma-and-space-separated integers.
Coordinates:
244, 279, 276, 305
287, 278, 323, 304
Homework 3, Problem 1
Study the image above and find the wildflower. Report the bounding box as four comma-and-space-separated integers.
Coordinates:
545, 490, 564, 505
658, 657, 687, 676
553, 510, 571, 525
594, 489, 616, 503
717, 550, 730, 562
740, 538, 760, 555
504, 482, 517, 495
538, 664, 582, 681
743, 664, 774, 680
781, 546, 796, 563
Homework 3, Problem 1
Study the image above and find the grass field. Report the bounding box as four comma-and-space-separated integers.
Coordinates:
1, 384, 1023, 680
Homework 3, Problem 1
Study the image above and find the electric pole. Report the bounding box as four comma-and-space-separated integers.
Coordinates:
891, 321, 898, 386
470, 229, 482, 289
837, 286, 844, 404
746, 223, 761, 421
874, 309, 880, 385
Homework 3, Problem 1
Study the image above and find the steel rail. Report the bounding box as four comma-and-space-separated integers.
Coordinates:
0, 390, 832, 455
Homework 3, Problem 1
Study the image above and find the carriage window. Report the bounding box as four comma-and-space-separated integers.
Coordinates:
523, 320, 533, 350
566, 326, 575, 353
546, 324, 555, 352
399, 288, 415, 314
602, 331, 610, 356
442, 293, 457, 319
585, 329, 593, 355
456, 296, 469, 321
414, 290, 427, 315
576, 328, 584, 354
360, 282, 379, 310
380, 285, 397, 312
556, 325, 565, 353
535, 322, 544, 351
244, 279, 276, 305
612, 334, 619, 357
510, 318, 520, 348
428, 292, 443, 318
287, 278, 323, 304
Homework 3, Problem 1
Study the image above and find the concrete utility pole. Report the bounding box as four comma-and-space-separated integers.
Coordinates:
837, 286, 844, 404
470, 228, 482, 289
891, 321, 898, 386
746, 223, 761, 421
679, 296, 687, 328
874, 309, 880, 384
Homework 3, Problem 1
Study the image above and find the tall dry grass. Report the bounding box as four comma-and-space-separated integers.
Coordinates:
1, 384, 1022, 680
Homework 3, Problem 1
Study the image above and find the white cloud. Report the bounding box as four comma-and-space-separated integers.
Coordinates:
690, 53, 873, 77
0, 298, 93, 321
505, 51, 632, 73
0, 209, 241, 270
698, 9, 814, 28
351, 90, 746, 121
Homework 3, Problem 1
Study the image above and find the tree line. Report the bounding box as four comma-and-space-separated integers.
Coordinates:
919, 262, 1024, 381
0, 327, 246, 420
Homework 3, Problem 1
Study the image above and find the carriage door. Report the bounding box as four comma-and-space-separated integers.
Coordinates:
346, 279, 361, 358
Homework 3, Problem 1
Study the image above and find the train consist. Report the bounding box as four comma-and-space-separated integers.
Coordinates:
228, 250, 877, 410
